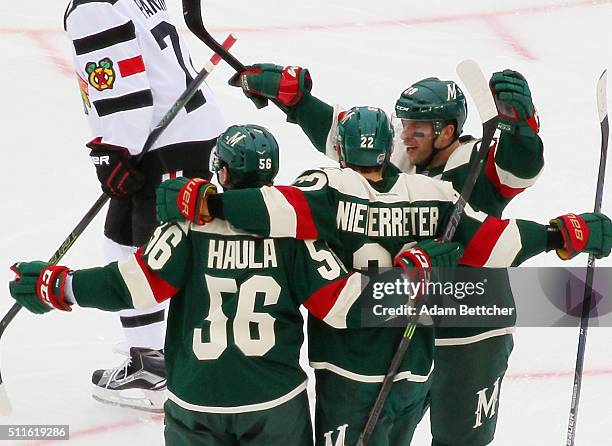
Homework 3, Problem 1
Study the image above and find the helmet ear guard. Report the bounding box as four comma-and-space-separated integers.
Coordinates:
336, 106, 394, 168
213, 124, 280, 189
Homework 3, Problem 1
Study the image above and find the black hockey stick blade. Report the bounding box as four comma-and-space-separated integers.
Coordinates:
183, 0, 245, 72
357, 60, 498, 446
0, 35, 237, 416
565, 69, 608, 446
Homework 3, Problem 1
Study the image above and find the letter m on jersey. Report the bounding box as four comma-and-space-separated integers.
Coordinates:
323, 424, 348, 446
473, 377, 500, 428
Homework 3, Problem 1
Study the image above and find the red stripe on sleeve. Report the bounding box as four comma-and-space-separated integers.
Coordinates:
134, 248, 179, 303
484, 142, 526, 198
304, 276, 350, 320
275, 186, 319, 239
118, 56, 146, 77
460, 217, 510, 267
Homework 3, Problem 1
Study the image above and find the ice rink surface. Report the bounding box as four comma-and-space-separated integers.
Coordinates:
1, 0, 612, 444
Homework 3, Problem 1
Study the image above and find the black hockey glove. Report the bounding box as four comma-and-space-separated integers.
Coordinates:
87, 139, 145, 198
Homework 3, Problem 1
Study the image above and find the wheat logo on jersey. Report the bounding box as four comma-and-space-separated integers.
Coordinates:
85, 58, 116, 92
76, 74, 91, 114
473, 377, 500, 428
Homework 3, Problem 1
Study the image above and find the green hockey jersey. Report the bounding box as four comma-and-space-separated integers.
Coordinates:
285, 92, 545, 342
70, 219, 366, 412
214, 167, 549, 380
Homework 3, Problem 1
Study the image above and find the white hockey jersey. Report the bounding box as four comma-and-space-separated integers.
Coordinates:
64, 0, 225, 155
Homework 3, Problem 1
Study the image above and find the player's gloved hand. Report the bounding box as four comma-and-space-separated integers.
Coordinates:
395, 239, 464, 272
156, 177, 217, 224
228, 63, 312, 109
549, 213, 612, 259
87, 140, 145, 198
489, 69, 539, 136
9, 261, 73, 314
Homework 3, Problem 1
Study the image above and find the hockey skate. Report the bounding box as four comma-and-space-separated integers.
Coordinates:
91, 347, 167, 413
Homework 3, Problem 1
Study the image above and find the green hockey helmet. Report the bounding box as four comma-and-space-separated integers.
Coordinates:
394, 77, 467, 138
212, 124, 279, 188
336, 106, 394, 167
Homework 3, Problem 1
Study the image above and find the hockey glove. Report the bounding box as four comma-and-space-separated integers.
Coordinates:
156, 177, 217, 224
490, 69, 539, 136
88, 139, 145, 198
229, 63, 312, 109
9, 261, 72, 314
395, 239, 463, 286
549, 212, 612, 260
395, 239, 464, 271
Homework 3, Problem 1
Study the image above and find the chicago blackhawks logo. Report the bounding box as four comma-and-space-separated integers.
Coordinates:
85, 58, 116, 91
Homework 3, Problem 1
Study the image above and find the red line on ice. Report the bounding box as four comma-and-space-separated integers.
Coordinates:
1, 0, 606, 35
506, 368, 612, 381
22, 414, 164, 446
1, 0, 607, 73
19, 367, 612, 443
483, 16, 538, 61
26, 30, 73, 77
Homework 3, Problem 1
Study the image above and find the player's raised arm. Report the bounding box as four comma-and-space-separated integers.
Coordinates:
484, 70, 544, 198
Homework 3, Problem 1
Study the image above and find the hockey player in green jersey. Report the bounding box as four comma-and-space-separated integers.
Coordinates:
156, 108, 612, 445
228, 64, 546, 445
10, 124, 466, 446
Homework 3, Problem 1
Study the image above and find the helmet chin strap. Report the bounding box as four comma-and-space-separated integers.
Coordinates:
417, 134, 459, 169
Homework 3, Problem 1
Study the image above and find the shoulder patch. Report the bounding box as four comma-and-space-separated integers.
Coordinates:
292, 169, 330, 192
85, 57, 116, 91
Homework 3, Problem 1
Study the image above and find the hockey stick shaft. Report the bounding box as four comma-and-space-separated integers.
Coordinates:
565, 69, 608, 446
357, 60, 499, 446
181, 0, 287, 112
0, 34, 237, 408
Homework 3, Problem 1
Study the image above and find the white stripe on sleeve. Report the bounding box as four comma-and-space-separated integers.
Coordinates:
260, 187, 298, 237
117, 255, 158, 309
482, 220, 522, 267
323, 273, 363, 329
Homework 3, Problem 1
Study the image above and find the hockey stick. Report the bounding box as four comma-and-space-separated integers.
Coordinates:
182, 0, 244, 72
0, 34, 237, 416
565, 69, 608, 446
357, 60, 499, 446
182, 0, 287, 111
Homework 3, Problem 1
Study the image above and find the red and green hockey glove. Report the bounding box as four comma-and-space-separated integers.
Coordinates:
87, 139, 145, 198
156, 177, 217, 224
549, 212, 612, 259
490, 69, 539, 136
395, 239, 464, 271
9, 261, 72, 314
229, 63, 312, 109
394, 240, 463, 301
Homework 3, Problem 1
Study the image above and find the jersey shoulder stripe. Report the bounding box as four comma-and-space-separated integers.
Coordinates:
93, 89, 153, 116
64, 0, 121, 31
73, 20, 136, 55
443, 139, 478, 173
